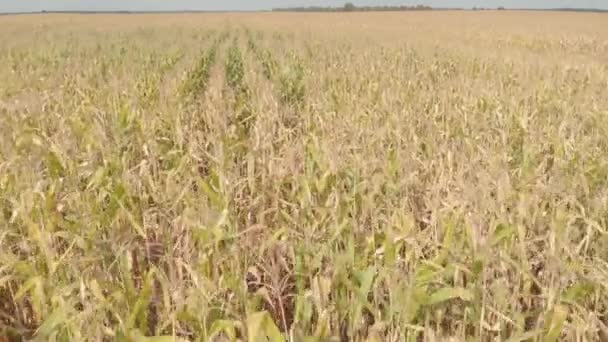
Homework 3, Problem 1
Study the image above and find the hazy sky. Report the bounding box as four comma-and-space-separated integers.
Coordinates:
1, 0, 607, 12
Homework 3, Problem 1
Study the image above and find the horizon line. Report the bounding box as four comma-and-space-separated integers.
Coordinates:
1, 7, 607, 15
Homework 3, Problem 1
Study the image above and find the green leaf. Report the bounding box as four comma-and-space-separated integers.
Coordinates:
15, 276, 41, 300
199, 178, 224, 210
505, 329, 543, 342
492, 223, 516, 246
247, 311, 284, 342
247, 311, 266, 341
471, 259, 484, 279
436, 215, 455, 263
86, 167, 106, 190
119, 103, 132, 130
357, 267, 376, 298
352, 267, 376, 331
208, 320, 237, 341
263, 316, 283, 342
562, 281, 595, 304
544, 305, 568, 342
414, 263, 442, 287
35, 306, 67, 339
128, 270, 155, 333
129, 329, 190, 342
46, 151, 65, 179
427, 287, 473, 306
135, 336, 189, 342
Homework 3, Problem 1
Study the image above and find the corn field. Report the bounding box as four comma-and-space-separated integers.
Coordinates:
1, 11, 608, 341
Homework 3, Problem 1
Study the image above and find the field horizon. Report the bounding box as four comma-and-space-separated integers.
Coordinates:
2, 8, 608, 15
1, 11, 607, 341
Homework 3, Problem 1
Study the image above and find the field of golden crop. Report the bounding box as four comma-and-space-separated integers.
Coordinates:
1, 11, 608, 341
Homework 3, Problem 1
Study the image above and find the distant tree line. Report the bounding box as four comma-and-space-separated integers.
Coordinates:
273, 3, 608, 13
273, 3, 433, 12
471, 6, 504, 10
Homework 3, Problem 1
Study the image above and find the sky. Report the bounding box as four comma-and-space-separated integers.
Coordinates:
1, 0, 607, 13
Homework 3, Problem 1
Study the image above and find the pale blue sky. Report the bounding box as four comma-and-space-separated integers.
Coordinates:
1, 0, 607, 13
